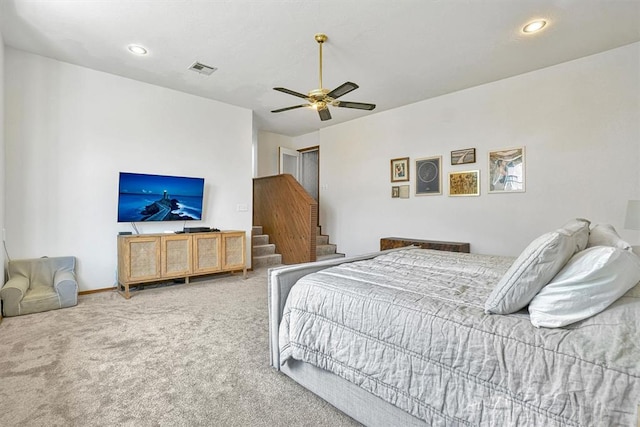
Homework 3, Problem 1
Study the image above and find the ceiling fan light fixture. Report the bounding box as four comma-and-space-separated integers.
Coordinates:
271, 33, 376, 121
522, 20, 547, 34
127, 44, 148, 55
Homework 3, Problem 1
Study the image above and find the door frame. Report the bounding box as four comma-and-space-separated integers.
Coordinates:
298, 145, 320, 225
278, 146, 300, 180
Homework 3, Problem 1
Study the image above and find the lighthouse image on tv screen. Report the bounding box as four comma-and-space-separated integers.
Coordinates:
117, 172, 205, 222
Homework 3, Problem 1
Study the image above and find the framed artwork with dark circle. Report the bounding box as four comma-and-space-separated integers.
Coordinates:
451, 148, 476, 165
415, 156, 442, 196
390, 157, 410, 182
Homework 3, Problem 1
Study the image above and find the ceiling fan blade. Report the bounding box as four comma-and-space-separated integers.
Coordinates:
271, 104, 310, 113
327, 82, 359, 99
274, 87, 309, 100
318, 108, 332, 121
336, 101, 376, 111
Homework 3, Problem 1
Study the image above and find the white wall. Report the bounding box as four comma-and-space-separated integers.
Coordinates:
0, 28, 5, 284
291, 43, 640, 257
4, 48, 254, 291
256, 131, 294, 177
292, 132, 320, 151
256, 130, 320, 178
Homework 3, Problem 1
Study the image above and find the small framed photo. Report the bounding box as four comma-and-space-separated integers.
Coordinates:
391, 186, 400, 198
488, 147, 525, 193
399, 185, 410, 198
415, 156, 442, 196
449, 170, 480, 196
451, 148, 476, 165
390, 157, 410, 182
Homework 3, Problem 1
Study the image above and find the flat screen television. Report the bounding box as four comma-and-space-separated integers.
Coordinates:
117, 172, 205, 222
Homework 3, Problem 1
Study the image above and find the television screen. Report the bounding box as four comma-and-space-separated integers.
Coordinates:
117, 172, 205, 222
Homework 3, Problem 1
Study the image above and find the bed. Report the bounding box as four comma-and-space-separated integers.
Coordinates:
268, 222, 640, 426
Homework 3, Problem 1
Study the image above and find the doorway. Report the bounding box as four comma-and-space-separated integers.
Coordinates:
278, 146, 319, 202
298, 146, 319, 202
278, 147, 300, 181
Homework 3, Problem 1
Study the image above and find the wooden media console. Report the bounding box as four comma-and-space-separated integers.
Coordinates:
117, 230, 246, 299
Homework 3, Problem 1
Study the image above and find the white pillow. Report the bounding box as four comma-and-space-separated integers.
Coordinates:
485, 230, 576, 314
587, 223, 632, 251
560, 218, 590, 252
529, 246, 640, 328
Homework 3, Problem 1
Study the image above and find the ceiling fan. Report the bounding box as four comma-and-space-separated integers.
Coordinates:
271, 33, 376, 121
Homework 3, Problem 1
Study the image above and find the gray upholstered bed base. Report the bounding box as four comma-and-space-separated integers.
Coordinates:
268, 247, 425, 426
282, 360, 425, 426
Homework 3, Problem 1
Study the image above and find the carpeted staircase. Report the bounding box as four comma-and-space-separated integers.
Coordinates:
252, 225, 344, 267
252, 226, 282, 267
315, 226, 345, 262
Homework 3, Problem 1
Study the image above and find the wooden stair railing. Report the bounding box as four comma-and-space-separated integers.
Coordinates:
253, 174, 318, 264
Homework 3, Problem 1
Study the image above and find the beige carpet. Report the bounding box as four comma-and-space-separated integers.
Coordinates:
0, 268, 360, 426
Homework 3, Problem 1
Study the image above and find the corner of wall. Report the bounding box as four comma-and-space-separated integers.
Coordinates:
0, 29, 6, 288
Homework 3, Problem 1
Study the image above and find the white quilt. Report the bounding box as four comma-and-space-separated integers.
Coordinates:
279, 249, 640, 426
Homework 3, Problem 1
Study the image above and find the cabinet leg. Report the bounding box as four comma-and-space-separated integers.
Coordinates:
117, 283, 131, 299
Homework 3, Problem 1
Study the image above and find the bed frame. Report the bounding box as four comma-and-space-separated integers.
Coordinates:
268, 248, 426, 426
269, 248, 640, 426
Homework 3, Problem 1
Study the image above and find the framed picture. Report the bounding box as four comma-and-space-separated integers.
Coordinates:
391, 186, 400, 198
451, 148, 476, 165
449, 170, 480, 196
399, 185, 410, 198
488, 147, 525, 193
415, 156, 442, 196
390, 157, 410, 182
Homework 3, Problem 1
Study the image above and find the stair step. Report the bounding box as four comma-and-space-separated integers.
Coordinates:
253, 254, 282, 268
253, 244, 276, 257
316, 253, 346, 262
251, 225, 282, 267
252, 234, 269, 246
316, 243, 338, 256
253, 225, 341, 266
316, 235, 329, 245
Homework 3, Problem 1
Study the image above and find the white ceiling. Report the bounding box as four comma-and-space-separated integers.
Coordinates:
1, 0, 639, 137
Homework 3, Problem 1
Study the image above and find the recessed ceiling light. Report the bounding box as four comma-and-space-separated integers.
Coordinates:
522, 20, 547, 34
127, 44, 148, 55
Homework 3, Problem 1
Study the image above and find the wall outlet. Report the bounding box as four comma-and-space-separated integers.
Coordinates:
237, 204, 248, 212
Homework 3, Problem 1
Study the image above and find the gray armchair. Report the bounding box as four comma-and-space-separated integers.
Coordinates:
1, 256, 78, 317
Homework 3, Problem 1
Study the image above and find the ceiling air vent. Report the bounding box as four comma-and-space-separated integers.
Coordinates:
188, 61, 217, 76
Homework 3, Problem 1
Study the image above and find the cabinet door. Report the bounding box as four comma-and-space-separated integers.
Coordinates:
120, 236, 161, 283
222, 232, 246, 270
193, 233, 222, 274
161, 234, 192, 278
